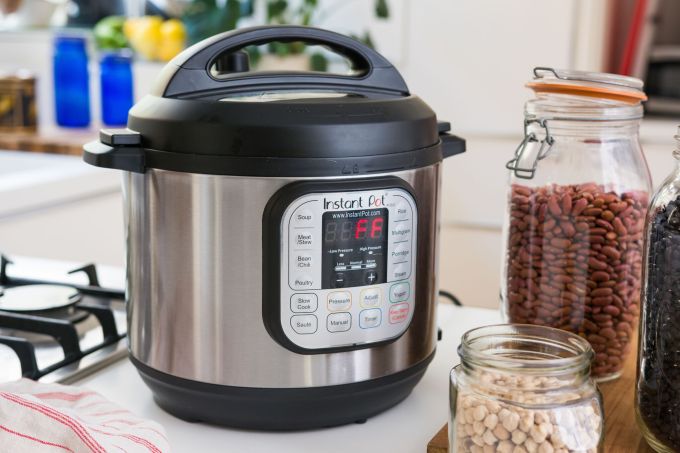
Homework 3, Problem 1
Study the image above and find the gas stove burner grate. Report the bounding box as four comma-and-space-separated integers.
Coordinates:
0, 255, 126, 382
0, 284, 80, 312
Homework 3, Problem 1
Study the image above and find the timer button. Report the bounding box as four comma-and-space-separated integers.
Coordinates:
327, 291, 351, 311
327, 312, 351, 332
292, 208, 314, 227
290, 293, 318, 313
389, 303, 410, 324
359, 308, 382, 329
290, 314, 318, 334
389, 282, 410, 303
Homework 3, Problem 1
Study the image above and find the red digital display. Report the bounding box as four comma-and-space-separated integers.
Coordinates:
324, 213, 385, 242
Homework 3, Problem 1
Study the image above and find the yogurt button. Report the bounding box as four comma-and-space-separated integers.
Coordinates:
389, 283, 410, 303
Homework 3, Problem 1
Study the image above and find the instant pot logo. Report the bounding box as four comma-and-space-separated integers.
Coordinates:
323, 194, 385, 210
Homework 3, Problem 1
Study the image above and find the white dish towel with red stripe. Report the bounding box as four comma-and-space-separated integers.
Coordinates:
0, 378, 169, 452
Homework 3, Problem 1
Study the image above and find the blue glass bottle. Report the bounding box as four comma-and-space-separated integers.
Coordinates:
100, 51, 134, 126
53, 35, 91, 127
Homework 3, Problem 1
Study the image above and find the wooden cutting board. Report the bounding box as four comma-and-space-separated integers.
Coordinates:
427, 337, 654, 452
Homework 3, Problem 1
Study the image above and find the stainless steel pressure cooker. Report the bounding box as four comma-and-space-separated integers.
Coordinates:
83, 25, 465, 430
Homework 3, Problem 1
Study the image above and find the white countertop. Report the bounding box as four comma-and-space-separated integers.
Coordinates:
8, 256, 501, 452
80, 305, 500, 453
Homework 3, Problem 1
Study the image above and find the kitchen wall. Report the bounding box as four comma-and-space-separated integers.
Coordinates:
1, 0, 678, 309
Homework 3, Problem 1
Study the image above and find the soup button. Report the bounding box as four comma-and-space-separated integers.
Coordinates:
389, 303, 410, 324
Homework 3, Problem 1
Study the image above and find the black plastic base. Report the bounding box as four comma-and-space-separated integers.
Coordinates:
131, 352, 434, 430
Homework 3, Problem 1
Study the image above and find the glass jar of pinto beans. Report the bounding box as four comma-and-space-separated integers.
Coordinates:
501, 68, 652, 382
450, 325, 604, 453
636, 128, 680, 452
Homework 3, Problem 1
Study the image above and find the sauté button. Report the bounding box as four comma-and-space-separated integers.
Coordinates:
292, 274, 314, 289
359, 308, 382, 329
293, 231, 314, 249
389, 282, 410, 303
293, 208, 314, 227
290, 314, 317, 334
389, 303, 410, 324
290, 293, 318, 313
327, 312, 351, 332
327, 291, 351, 311
360, 288, 381, 308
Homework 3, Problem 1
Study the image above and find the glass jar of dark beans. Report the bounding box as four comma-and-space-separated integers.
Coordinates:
637, 129, 680, 452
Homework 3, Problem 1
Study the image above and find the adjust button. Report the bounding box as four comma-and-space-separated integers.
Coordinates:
290, 314, 317, 334
389, 303, 410, 324
360, 288, 381, 308
327, 312, 351, 332
389, 282, 410, 303
327, 291, 351, 311
290, 293, 318, 313
359, 308, 382, 329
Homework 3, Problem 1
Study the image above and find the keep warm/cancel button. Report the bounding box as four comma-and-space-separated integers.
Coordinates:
389, 303, 409, 324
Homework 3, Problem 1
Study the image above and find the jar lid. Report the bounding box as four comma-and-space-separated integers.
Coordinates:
525, 67, 646, 121
527, 67, 647, 104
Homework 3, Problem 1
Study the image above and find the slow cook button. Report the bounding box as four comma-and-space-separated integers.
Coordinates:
292, 274, 314, 289
389, 303, 410, 324
327, 291, 351, 311
292, 208, 314, 227
389, 282, 410, 303
391, 264, 409, 281
292, 231, 314, 249
293, 253, 313, 270
327, 312, 351, 332
290, 293, 318, 313
290, 314, 317, 334
359, 308, 382, 329
360, 288, 381, 308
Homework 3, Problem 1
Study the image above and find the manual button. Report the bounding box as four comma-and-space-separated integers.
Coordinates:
327, 312, 351, 332
290, 293, 318, 313
290, 314, 317, 334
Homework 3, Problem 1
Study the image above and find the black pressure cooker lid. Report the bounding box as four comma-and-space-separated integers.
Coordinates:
84, 26, 464, 177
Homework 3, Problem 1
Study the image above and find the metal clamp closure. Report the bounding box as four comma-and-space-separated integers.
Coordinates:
505, 119, 555, 180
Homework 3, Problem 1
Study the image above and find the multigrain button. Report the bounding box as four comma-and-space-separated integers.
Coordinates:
389, 303, 409, 324
290, 314, 317, 334
359, 308, 382, 329
390, 222, 411, 240
360, 288, 381, 308
292, 231, 314, 249
327, 312, 351, 332
327, 291, 351, 311
389, 282, 410, 303
290, 293, 318, 313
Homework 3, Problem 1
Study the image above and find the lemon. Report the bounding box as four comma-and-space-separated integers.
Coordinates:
157, 19, 187, 61
126, 16, 163, 60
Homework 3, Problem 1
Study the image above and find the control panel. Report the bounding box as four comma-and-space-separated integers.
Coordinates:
277, 186, 417, 351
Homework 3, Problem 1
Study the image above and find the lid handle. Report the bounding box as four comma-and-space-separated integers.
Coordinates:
157, 25, 409, 98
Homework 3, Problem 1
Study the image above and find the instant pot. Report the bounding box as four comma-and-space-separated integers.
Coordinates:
84, 25, 465, 429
